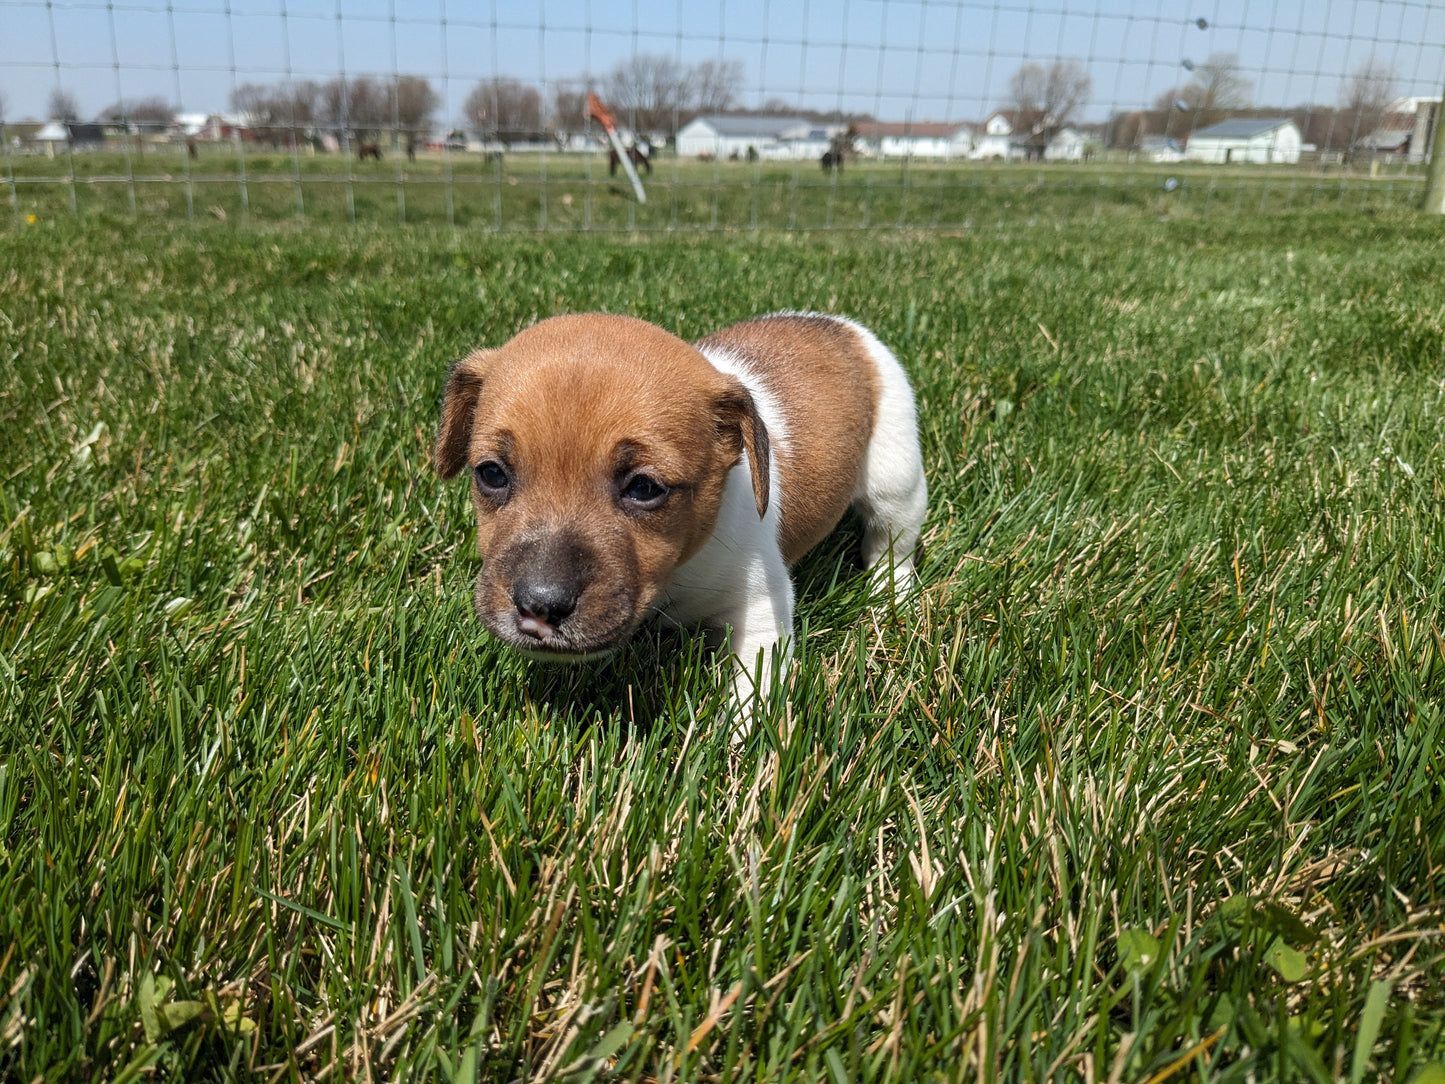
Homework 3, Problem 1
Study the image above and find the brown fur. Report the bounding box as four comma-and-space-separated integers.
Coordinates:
696, 315, 878, 563
434, 315, 769, 657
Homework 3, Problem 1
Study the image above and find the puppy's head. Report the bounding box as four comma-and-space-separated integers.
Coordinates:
435, 314, 770, 660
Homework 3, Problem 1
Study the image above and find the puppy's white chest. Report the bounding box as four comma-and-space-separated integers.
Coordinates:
659, 455, 786, 628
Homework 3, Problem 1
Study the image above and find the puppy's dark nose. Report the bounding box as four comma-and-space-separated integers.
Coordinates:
512, 579, 579, 628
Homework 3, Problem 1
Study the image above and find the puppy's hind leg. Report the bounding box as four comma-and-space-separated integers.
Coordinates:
856, 462, 927, 597
851, 344, 928, 598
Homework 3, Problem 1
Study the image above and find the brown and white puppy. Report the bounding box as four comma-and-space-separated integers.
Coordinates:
434, 312, 927, 718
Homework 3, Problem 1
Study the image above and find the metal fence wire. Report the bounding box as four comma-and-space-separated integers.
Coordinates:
2, 0, 1444, 230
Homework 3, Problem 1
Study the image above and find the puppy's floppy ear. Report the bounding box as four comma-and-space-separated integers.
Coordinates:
715, 379, 771, 519
434, 349, 493, 479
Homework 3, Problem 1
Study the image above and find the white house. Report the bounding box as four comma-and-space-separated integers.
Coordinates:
676, 114, 843, 160
174, 112, 249, 142
972, 112, 1095, 161
1184, 118, 1302, 164
971, 111, 1029, 159
1043, 127, 1089, 161
853, 121, 973, 159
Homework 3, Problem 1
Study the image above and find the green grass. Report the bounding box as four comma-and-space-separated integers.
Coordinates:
2, 211, 1444, 1082
3, 144, 1431, 231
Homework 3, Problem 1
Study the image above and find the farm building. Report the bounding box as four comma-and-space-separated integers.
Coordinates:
175, 112, 248, 142
1043, 127, 1092, 161
676, 114, 843, 160
32, 120, 107, 155
971, 111, 1030, 159
1184, 118, 1302, 164
1137, 136, 1185, 162
970, 110, 1090, 161
1386, 96, 1441, 163
852, 121, 973, 159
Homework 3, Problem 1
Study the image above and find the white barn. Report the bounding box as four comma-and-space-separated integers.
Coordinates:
1185, 118, 1302, 164
676, 114, 842, 160
853, 121, 973, 159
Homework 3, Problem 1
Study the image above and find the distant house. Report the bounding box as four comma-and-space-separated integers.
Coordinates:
852, 121, 972, 159
1138, 136, 1185, 163
33, 120, 106, 155
1043, 127, 1090, 161
972, 112, 1095, 161
1365, 122, 1414, 156
677, 114, 842, 160
175, 112, 248, 142
1185, 118, 1302, 164
972, 111, 1034, 160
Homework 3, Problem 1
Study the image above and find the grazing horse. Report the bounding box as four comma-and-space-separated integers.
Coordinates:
358, 142, 382, 162
821, 149, 844, 171
609, 144, 653, 177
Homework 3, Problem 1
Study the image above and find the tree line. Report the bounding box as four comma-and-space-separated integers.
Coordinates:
1109, 53, 1402, 153
32, 50, 1404, 156
223, 55, 747, 147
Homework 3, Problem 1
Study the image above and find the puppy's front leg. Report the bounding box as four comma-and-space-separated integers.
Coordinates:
719, 547, 795, 733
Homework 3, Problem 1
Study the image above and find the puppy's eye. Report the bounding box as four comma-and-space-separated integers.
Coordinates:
474, 460, 510, 496
620, 473, 669, 510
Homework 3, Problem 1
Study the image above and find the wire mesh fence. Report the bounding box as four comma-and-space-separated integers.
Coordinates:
2, 0, 1444, 231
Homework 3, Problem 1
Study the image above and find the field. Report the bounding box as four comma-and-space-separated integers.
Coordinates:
3, 144, 1432, 231
2, 210, 1444, 1082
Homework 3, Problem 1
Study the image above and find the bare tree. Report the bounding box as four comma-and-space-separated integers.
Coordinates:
690, 58, 744, 113
49, 88, 80, 122
230, 82, 273, 125
550, 80, 592, 132
1006, 58, 1091, 154
464, 78, 543, 140
1156, 53, 1252, 133
99, 96, 175, 126
393, 74, 439, 150
318, 75, 391, 144
1339, 56, 1398, 152
604, 53, 690, 136
232, 81, 320, 147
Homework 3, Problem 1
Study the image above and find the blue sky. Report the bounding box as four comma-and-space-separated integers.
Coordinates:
2, 0, 1443, 125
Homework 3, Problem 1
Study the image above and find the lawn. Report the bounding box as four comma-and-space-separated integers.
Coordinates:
1, 211, 1443, 1081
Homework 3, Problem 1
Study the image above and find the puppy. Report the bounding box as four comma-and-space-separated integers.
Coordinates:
434, 312, 927, 718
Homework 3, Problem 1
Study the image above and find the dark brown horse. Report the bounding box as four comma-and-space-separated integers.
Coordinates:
609, 144, 653, 176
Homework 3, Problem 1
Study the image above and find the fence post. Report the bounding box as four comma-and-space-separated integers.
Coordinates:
1424, 91, 1445, 214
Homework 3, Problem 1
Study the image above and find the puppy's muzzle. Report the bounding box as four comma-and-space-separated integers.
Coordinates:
511, 577, 579, 639
482, 531, 634, 658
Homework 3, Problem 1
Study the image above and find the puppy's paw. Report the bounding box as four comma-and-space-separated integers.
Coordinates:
866, 553, 919, 604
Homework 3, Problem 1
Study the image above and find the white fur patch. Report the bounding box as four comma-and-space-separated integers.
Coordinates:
660, 315, 926, 732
